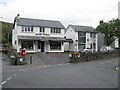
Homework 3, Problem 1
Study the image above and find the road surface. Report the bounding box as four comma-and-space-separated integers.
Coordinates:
2, 56, 119, 88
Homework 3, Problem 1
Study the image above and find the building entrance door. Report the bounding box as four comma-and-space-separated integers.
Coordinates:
38, 42, 41, 52
41, 41, 44, 52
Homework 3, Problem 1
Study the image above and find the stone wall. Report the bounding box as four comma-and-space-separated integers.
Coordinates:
69, 50, 120, 63
7, 46, 26, 65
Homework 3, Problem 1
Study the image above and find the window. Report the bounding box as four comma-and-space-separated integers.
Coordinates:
93, 33, 96, 38
51, 28, 61, 33
21, 26, 34, 32
50, 41, 61, 50
22, 26, 24, 32
28, 27, 30, 31
25, 27, 27, 31
90, 32, 96, 38
15, 41, 17, 45
31, 27, 33, 32
78, 37, 86, 43
21, 41, 33, 50
40, 27, 45, 32
78, 32, 86, 37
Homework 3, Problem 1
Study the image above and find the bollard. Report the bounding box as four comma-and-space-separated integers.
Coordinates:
30, 56, 32, 64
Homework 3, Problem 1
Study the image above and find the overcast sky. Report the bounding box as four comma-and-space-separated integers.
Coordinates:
0, 0, 119, 28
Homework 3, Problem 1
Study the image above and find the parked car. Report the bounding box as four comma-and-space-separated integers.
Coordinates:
100, 46, 114, 52
82, 48, 95, 53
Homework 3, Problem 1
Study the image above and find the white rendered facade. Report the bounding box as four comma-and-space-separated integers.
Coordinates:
64, 25, 98, 52
12, 17, 65, 53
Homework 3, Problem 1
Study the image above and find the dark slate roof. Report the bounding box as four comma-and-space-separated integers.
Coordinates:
16, 18, 65, 29
68, 25, 94, 32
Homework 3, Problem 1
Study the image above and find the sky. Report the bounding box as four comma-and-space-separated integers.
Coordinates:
0, 0, 119, 28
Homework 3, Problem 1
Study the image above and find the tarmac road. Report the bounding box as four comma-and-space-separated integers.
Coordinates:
2, 56, 119, 88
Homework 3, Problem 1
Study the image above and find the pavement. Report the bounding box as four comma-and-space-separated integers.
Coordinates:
1, 52, 119, 88
25, 53, 69, 66
2, 52, 70, 86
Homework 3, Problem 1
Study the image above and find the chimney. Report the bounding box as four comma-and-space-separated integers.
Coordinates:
16, 14, 20, 19
99, 20, 104, 25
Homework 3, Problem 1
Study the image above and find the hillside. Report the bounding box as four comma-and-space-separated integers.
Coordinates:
0, 21, 13, 44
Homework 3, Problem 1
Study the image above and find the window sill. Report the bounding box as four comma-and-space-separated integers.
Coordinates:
50, 33, 61, 35
21, 31, 34, 33
50, 49, 61, 51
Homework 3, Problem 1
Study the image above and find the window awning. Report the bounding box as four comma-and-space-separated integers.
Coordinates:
18, 35, 73, 43
18, 35, 65, 41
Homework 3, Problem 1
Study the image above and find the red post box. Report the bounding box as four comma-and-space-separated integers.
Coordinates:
21, 48, 26, 56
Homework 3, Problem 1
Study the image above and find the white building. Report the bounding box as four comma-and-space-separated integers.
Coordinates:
114, 1, 120, 48
64, 25, 98, 52
12, 15, 66, 53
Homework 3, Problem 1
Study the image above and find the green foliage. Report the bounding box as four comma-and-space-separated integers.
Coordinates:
96, 21, 115, 46
2, 37, 7, 44
109, 18, 120, 47
96, 18, 120, 47
2, 21, 13, 44
7, 42, 12, 48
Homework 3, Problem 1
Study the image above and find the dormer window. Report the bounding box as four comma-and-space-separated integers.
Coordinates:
21, 26, 34, 32
51, 28, 61, 33
40, 27, 45, 32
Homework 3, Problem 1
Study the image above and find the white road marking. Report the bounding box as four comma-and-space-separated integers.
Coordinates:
100, 61, 112, 64
0, 85, 1, 87
19, 70, 25, 72
106, 61, 111, 63
14, 74, 17, 76
66, 63, 70, 65
43, 65, 47, 68
53, 65, 57, 66
1, 81, 6, 85
46, 65, 52, 67
6, 77, 12, 81
100, 62, 104, 64
58, 64, 63, 66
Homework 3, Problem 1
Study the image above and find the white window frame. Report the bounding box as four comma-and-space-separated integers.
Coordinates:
40, 27, 45, 33
21, 26, 34, 32
51, 28, 61, 34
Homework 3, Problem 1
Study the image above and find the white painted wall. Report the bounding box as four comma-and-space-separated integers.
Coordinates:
96, 34, 98, 51
12, 25, 20, 52
115, 38, 119, 48
17, 26, 64, 38
12, 22, 65, 53
64, 42, 69, 51
86, 33, 90, 48
65, 26, 98, 52
65, 27, 78, 51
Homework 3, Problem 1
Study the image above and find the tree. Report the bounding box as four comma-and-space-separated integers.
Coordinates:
96, 22, 115, 46
2, 37, 7, 44
2, 21, 13, 44
110, 18, 120, 48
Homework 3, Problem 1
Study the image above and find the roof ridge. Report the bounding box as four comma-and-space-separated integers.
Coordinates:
19, 17, 60, 22
69, 24, 94, 28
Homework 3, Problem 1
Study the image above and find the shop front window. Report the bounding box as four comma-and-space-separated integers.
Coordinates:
21, 41, 33, 50
50, 41, 61, 50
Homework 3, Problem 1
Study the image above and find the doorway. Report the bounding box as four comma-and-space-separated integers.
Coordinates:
41, 41, 44, 52
38, 42, 41, 52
